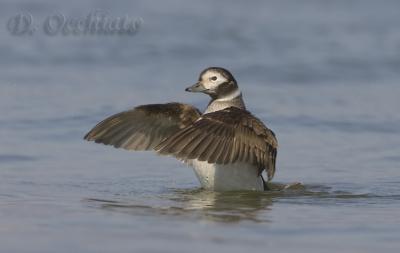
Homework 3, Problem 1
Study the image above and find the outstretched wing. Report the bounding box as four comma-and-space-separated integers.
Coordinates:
84, 103, 201, 151
155, 107, 278, 180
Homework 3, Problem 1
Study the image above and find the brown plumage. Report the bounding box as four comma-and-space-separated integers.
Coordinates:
84, 103, 201, 151
84, 103, 277, 180
155, 107, 278, 180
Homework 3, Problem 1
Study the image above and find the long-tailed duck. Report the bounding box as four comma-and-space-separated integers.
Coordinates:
84, 67, 277, 191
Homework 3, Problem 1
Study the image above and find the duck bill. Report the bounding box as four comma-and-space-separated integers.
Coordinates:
185, 82, 207, 92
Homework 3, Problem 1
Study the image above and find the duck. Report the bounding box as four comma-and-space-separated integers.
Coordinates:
84, 67, 277, 191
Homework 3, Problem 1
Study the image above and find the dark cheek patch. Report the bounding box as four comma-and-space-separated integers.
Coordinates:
216, 82, 234, 96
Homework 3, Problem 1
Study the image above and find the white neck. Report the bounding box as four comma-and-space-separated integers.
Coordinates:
215, 89, 241, 102
204, 89, 245, 114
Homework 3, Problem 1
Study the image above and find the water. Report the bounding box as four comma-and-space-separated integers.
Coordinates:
1, 0, 400, 252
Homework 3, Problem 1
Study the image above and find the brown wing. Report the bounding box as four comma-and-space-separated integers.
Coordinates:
84, 103, 201, 151
155, 107, 278, 180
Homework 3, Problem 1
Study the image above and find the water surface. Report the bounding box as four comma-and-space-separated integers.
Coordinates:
1, 0, 400, 252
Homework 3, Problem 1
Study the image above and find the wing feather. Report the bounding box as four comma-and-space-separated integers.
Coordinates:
156, 107, 278, 180
84, 103, 201, 151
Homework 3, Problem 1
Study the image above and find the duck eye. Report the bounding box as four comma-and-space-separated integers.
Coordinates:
210, 76, 217, 81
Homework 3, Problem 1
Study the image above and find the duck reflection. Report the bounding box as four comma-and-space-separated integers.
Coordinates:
86, 189, 278, 223
86, 183, 307, 223
173, 189, 274, 223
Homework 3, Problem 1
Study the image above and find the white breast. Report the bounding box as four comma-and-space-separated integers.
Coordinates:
187, 159, 264, 191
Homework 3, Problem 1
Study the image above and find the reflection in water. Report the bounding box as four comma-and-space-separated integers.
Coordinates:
172, 190, 274, 223
85, 182, 383, 223
85, 182, 308, 223
87, 190, 274, 223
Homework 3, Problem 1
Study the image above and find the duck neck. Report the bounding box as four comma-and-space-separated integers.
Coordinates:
205, 89, 245, 114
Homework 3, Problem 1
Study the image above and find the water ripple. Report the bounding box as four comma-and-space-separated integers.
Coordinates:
84, 183, 398, 224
